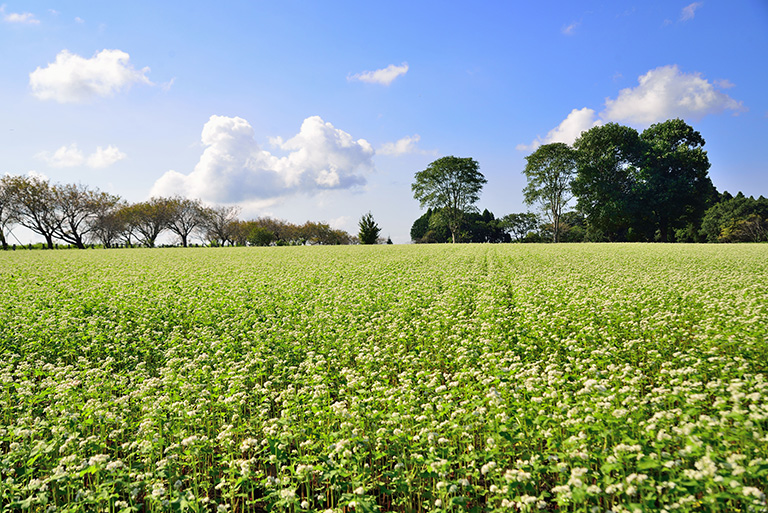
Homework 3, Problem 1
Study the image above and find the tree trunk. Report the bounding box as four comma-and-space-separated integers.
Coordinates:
44, 235, 54, 249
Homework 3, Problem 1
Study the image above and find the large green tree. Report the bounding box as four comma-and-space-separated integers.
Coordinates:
3, 174, 61, 249
411, 156, 486, 243
523, 142, 577, 242
572, 124, 645, 241
639, 119, 716, 242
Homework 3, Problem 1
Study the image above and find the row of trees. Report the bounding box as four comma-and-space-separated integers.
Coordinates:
0, 174, 359, 249
409, 119, 766, 243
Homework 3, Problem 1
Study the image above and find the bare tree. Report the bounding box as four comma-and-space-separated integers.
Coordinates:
165, 196, 206, 247
53, 183, 121, 249
202, 204, 241, 246
4, 175, 60, 249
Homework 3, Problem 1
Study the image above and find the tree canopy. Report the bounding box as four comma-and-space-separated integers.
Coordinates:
411, 156, 487, 243
523, 142, 577, 242
358, 212, 381, 245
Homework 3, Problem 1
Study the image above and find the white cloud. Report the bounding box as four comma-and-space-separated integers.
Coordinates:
516, 108, 600, 151
150, 115, 374, 203
680, 2, 702, 21
87, 145, 127, 168
348, 63, 408, 86
518, 65, 744, 151
602, 65, 745, 124
74, 16, 84, 24
1, 5, 40, 24
378, 135, 423, 156
29, 49, 152, 103
36, 143, 126, 168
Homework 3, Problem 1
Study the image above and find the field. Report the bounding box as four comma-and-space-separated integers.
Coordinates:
1, 244, 767, 513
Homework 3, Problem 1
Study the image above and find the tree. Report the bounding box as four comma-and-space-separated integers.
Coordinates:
639, 119, 716, 242
201, 204, 241, 246
91, 200, 129, 248
165, 196, 206, 247
700, 192, 768, 242
572, 124, 645, 241
522, 143, 577, 242
412, 156, 487, 243
0, 176, 18, 250
358, 212, 381, 244
130, 198, 172, 247
500, 212, 540, 242
52, 183, 120, 249
3, 174, 60, 249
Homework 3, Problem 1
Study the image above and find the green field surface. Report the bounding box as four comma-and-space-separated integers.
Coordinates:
1, 245, 767, 512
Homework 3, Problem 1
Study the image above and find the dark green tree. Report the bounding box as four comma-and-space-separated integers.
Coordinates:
3, 174, 60, 249
500, 212, 540, 242
522, 142, 577, 242
572, 123, 645, 241
358, 211, 381, 244
640, 119, 716, 242
412, 156, 487, 243
700, 192, 768, 242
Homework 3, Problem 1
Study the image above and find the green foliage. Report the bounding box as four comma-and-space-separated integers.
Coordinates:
523, 142, 577, 242
1, 245, 767, 512
412, 156, 487, 243
700, 192, 768, 242
410, 208, 508, 243
358, 211, 381, 245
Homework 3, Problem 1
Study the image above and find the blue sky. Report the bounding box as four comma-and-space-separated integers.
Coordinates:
2, 0, 767, 243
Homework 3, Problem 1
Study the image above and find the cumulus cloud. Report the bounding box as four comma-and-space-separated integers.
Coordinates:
1, 5, 40, 24
36, 143, 126, 168
518, 65, 744, 150
517, 108, 600, 151
378, 135, 423, 156
348, 63, 409, 86
29, 49, 152, 103
602, 65, 745, 124
680, 2, 702, 21
150, 115, 374, 203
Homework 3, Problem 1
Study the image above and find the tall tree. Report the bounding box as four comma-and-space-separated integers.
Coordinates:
4, 175, 60, 249
411, 156, 486, 243
165, 196, 206, 247
572, 124, 645, 241
640, 119, 716, 242
91, 200, 129, 248
0, 176, 18, 250
358, 211, 381, 244
522, 142, 577, 242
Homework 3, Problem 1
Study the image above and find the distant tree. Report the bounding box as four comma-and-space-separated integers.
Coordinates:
572, 123, 645, 241
358, 211, 381, 244
639, 119, 717, 242
500, 212, 540, 242
91, 200, 129, 248
700, 192, 768, 242
165, 196, 206, 247
0, 176, 18, 250
3, 174, 60, 249
52, 183, 121, 249
201, 204, 241, 246
130, 197, 172, 247
523, 142, 577, 242
412, 156, 487, 243
246, 224, 276, 246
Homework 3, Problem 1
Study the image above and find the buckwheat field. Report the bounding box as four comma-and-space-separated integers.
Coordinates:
1, 244, 767, 513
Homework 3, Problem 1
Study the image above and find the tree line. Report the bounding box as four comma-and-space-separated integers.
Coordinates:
0, 174, 358, 250
410, 119, 767, 243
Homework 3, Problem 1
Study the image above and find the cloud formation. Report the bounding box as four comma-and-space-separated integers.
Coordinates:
150, 115, 374, 203
36, 143, 126, 168
1, 6, 39, 24
29, 49, 151, 103
680, 2, 703, 21
602, 65, 745, 124
519, 65, 744, 150
378, 135, 423, 156
348, 63, 409, 86
517, 108, 600, 151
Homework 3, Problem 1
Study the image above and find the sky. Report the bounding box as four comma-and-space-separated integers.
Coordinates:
2, 0, 767, 244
